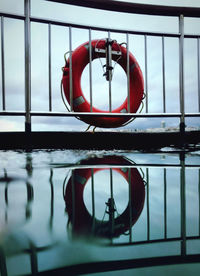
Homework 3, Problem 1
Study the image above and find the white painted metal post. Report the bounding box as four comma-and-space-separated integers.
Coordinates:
48, 23, 52, 111
162, 36, 166, 113
1, 16, 5, 111
197, 38, 200, 112
126, 33, 130, 113
89, 29, 93, 112
108, 32, 112, 112
179, 14, 185, 135
24, 0, 31, 132
144, 35, 148, 113
69, 26, 73, 111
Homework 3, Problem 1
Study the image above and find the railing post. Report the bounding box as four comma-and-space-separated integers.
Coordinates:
126, 33, 130, 113
89, 29, 93, 112
69, 26, 73, 111
24, 0, 31, 133
108, 31, 112, 112
198, 38, 200, 113
179, 14, 185, 138
1, 16, 5, 111
144, 35, 148, 113
162, 36, 166, 113
48, 23, 52, 112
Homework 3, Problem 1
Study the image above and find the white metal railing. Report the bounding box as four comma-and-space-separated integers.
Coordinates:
0, 0, 200, 132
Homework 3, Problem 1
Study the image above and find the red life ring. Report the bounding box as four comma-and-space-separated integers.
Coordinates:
64, 156, 145, 239
62, 39, 144, 128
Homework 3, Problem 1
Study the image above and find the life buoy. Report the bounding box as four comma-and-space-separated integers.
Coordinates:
64, 156, 145, 239
62, 39, 144, 128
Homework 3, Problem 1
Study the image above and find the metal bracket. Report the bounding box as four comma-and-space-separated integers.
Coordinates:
95, 48, 121, 56
95, 38, 121, 81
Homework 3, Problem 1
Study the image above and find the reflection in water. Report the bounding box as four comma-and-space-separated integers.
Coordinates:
0, 172, 34, 228
64, 156, 145, 240
0, 150, 200, 275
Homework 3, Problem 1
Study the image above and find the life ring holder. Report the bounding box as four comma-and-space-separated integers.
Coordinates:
62, 39, 144, 128
64, 156, 145, 239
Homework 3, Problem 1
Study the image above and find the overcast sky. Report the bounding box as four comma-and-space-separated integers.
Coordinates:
0, 0, 200, 131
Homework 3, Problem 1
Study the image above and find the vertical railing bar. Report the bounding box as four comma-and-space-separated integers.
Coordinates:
48, 23, 52, 112
128, 168, 132, 242
1, 16, 5, 111
126, 33, 130, 113
179, 14, 185, 135
144, 35, 148, 113
24, 0, 31, 132
69, 26, 73, 111
180, 154, 186, 256
162, 36, 166, 113
89, 28, 93, 112
108, 31, 112, 112
91, 168, 95, 232
164, 168, 167, 239
197, 38, 200, 112
146, 168, 150, 240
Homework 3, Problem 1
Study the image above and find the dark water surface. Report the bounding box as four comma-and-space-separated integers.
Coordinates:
0, 149, 200, 275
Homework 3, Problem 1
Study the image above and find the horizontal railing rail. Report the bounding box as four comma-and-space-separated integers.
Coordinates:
1, 10, 200, 38
46, 0, 200, 17
1, 111, 200, 118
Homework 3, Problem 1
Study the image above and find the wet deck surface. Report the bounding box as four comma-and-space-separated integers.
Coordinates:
0, 149, 200, 275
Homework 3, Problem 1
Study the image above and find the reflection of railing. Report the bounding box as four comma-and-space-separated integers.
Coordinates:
0, 167, 55, 276
0, 170, 34, 224
63, 155, 200, 246
0, 153, 200, 274
0, 238, 56, 276
61, 155, 200, 274
0, 0, 200, 132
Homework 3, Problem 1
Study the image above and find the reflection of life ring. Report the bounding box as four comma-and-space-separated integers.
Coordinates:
64, 156, 145, 239
62, 39, 144, 128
